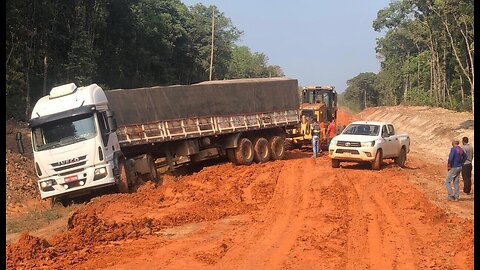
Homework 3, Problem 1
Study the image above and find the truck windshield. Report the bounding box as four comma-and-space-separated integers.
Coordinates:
342, 124, 380, 136
32, 114, 97, 151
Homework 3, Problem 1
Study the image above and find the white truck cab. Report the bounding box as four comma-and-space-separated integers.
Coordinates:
29, 83, 121, 201
328, 121, 410, 170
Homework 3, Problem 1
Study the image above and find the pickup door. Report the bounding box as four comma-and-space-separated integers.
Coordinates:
381, 124, 398, 158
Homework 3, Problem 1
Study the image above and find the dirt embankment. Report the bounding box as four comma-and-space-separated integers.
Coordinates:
356, 105, 474, 164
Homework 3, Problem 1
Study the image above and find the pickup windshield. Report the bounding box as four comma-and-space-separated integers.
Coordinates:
342, 124, 380, 136
32, 114, 97, 151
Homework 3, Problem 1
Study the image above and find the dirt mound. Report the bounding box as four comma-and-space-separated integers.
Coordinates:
356, 105, 474, 164
6, 120, 40, 215
5, 160, 284, 269
5, 233, 51, 269
6, 150, 39, 208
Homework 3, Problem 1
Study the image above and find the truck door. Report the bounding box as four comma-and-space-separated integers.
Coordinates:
386, 124, 400, 156
381, 125, 396, 158
97, 111, 119, 163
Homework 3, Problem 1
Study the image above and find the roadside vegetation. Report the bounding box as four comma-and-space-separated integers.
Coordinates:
6, 204, 80, 236
6, 0, 284, 121
340, 0, 474, 114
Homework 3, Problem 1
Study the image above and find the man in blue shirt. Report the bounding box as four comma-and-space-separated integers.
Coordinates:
445, 139, 467, 201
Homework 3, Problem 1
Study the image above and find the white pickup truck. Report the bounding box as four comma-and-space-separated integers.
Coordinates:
328, 121, 410, 170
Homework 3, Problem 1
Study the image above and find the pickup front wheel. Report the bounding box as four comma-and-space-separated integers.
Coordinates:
372, 149, 382, 170
331, 159, 340, 168
395, 148, 407, 168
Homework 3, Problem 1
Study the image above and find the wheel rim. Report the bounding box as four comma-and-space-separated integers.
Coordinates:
244, 142, 253, 159
275, 139, 283, 156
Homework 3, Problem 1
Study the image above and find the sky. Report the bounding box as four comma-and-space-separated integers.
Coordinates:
181, 0, 391, 93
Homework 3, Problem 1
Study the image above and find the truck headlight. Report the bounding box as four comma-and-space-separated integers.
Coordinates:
361, 141, 375, 147
39, 179, 56, 190
330, 139, 337, 146
94, 167, 108, 180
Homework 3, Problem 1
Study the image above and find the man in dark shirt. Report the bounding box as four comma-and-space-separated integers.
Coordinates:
445, 139, 467, 201
461, 136, 474, 194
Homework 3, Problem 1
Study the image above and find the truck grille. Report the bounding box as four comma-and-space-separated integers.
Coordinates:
51, 155, 87, 172
336, 141, 361, 147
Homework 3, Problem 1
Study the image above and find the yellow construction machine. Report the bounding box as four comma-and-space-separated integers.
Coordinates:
286, 85, 337, 150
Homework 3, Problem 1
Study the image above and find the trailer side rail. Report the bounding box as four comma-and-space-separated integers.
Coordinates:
117, 110, 299, 146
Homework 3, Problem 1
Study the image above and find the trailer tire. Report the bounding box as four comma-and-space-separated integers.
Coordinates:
253, 137, 271, 163
117, 160, 130, 193
372, 149, 383, 170
226, 148, 237, 164
234, 138, 254, 165
144, 158, 160, 183
269, 136, 286, 160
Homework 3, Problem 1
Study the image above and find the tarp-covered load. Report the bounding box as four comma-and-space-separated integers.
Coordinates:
105, 77, 299, 126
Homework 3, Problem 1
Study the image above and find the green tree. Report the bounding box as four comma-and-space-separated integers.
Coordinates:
343, 72, 378, 111
188, 4, 242, 82
226, 45, 284, 79
372, 0, 473, 112
6, 0, 284, 120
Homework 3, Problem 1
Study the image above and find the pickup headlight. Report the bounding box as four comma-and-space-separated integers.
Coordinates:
361, 141, 375, 147
330, 139, 337, 146
94, 167, 108, 180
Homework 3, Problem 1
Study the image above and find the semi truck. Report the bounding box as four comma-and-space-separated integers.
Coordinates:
23, 78, 300, 205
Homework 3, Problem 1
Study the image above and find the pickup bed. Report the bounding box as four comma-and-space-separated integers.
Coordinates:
328, 121, 410, 170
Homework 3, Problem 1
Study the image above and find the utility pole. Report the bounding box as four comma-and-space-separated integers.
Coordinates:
364, 89, 367, 109
209, 7, 215, 81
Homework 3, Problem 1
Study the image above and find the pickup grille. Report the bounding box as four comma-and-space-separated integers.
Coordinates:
336, 141, 361, 147
336, 149, 359, 154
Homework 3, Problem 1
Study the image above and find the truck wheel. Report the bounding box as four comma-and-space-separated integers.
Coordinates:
234, 138, 254, 165
50, 197, 70, 208
395, 148, 407, 168
285, 139, 294, 151
372, 149, 383, 170
144, 157, 160, 183
253, 137, 271, 163
226, 148, 237, 164
331, 159, 340, 168
269, 136, 286, 160
117, 160, 130, 193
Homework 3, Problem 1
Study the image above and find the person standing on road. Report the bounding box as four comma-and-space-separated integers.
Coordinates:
311, 120, 320, 158
445, 139, 467, 201
319, 121, 326, 145
461, 136, 474, 195
326, 119, 336, 147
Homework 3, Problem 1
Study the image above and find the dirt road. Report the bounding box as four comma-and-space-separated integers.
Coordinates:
6, 108, 474, 269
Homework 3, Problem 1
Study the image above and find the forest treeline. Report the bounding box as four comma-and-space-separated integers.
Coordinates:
6, 0, 284, 120
340, 0, 474, 114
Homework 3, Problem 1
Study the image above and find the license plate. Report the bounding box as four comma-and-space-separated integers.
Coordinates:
64, 175, 78, 183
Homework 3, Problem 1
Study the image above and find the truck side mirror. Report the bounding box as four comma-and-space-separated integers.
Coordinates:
16, 132, 25, 154
106, 110, 117, 132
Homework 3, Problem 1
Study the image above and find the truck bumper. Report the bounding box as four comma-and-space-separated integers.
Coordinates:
38, 163, 117, 200
328, 146, 376, 162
